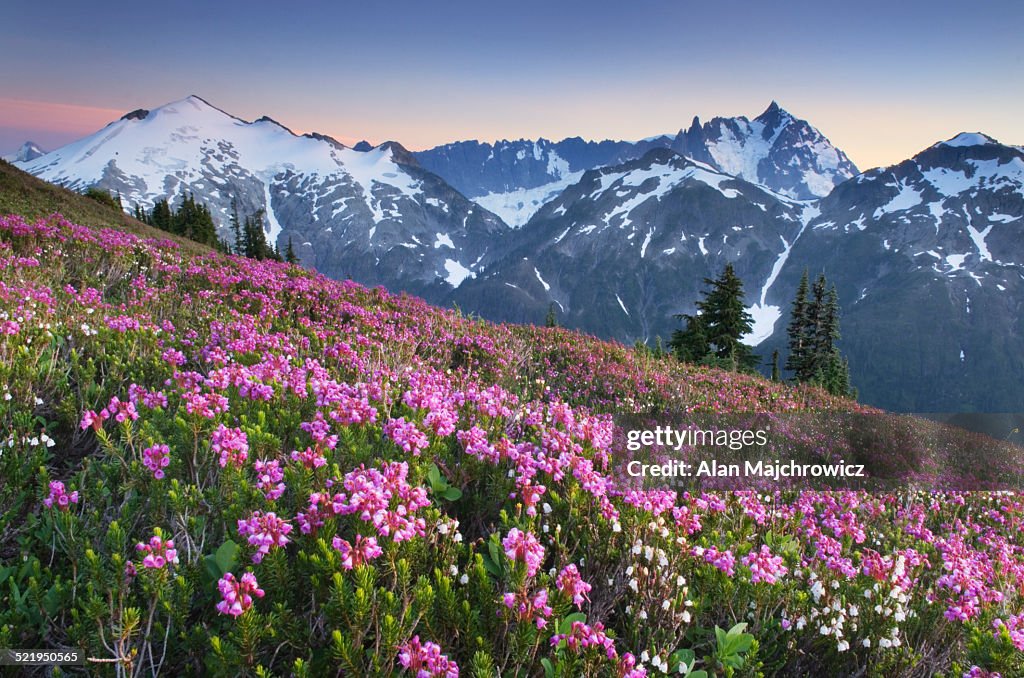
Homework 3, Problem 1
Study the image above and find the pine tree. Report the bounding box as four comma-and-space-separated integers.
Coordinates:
285, 237, 299, 264
785, 269, 811, 379
670, 263, 758, 371
783, 269, 854, 397
230, 200, 243, 254
668, 312, 709, 363
698, 263, 758, 371
544, 303, 558, 328
771, 349, 780, 381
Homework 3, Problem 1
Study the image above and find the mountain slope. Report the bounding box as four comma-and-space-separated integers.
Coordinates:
449, 148, 808, 342
15, 96, 508, 297
756, 132, 1024, 410
0, 158, 208, 250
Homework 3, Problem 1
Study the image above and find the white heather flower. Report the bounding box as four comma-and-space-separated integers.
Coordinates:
542, 503, 552, 514
676, 575, 686, 586
662, 600, 671, 611
459, 574, 469, 585
612, 521, 622, 533
629, 579, 639, 593
448, 565, 458, 577
641, 651, 650, 662
837, 640, 850, 652
682, 610, 691, 624
862, 638, 871, 648
638, 610, 648, 620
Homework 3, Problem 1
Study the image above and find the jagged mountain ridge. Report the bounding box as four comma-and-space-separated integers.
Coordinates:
413, 102, 858, 226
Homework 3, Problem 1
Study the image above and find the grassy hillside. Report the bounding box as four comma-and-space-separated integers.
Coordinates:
0, 160, 209, 253
1, 198, 1023, 676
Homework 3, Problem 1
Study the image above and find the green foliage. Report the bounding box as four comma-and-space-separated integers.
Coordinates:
785, 270, 855, 397
84, 186, 122, 210
670, 263, 758, 372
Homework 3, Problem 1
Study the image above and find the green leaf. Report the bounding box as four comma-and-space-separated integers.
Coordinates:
442, 487, 462, 501
558, 612, 586, 634
541, 658, 555, 678
427, 463, 443, 489
214, 539, 240, 576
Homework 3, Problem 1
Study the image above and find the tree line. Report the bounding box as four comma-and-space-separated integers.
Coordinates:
663, 263, 855, 398
125, 193, 299, 264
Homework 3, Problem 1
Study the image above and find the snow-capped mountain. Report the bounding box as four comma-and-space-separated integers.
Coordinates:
666, 102, 859, 200
760, 132, 1024, 411
15, 96, 507, 295
414, 102, 857, 225
3, 141, 45, 163
448, 148, 809, 342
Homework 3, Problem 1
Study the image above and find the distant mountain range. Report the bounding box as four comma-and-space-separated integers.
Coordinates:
11, 96, 1024, 411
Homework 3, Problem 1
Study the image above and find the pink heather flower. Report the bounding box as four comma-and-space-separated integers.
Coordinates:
237, 511, 293, 563
618, 653, 648, 678
142, 444, 171, 479
701, 546, 736, 577
993, 614, 1024, 651
333, 461, 430, 542
397, 635, 459, 678
300, 411, 339, 450
297, 492, 330, 534
128, 383, 168, 409
556, 564, 592, 607
290, 446, 327, 469
502, 588, 553, 629
215, 572, 264, 617
253, 459, 286, 500
99, 395, 139, 424
549, 620, 617, 659
136, 534, 179, 569
502, 528, 545, 577
43, 481, 78, 510
182, 389, 230, 418
384, 417, 430, 456
742, 545, 788, 585
963, 668, 1002, 678
212, 425, 248, 468
79, 409, 102, 431
161, 348, 187, 366
331, 534, 383, 569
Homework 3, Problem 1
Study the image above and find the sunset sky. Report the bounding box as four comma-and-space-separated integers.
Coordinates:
3, 0, 1021, 170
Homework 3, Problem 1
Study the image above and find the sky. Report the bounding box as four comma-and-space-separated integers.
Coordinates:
2, 0, 1021, 170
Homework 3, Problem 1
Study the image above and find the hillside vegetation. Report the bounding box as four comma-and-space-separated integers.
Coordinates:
1, 203, 1023, 676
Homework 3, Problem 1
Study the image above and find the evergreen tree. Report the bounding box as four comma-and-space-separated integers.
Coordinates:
544, 303, 558, 328
668, 312, 709, 363
783, 269, 854, 397
771, 349, 780, 381
698, 263, 758, 371
785, 269, 811, 379
285, 237, 299, 264
230, 200, 243, 255
670, 263, 758, 371
150, 199, 173, 232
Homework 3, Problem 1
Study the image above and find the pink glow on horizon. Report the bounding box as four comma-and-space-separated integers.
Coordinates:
0, 98, 125, 136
